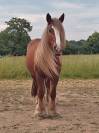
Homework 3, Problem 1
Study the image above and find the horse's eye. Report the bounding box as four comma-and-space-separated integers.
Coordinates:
49, 28, 54, 33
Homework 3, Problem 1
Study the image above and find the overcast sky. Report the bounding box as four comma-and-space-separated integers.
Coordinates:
0, 0, 99, 40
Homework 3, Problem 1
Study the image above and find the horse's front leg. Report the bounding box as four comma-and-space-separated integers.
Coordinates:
48, 77, 59, 116
34, 77, 46, 117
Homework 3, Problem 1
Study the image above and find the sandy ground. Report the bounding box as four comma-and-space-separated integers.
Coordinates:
0, 79, 99, 133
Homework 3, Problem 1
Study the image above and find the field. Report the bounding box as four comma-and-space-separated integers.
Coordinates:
0, 55, 99, 132
0, 55, 99, 79
0, 80, 99, 133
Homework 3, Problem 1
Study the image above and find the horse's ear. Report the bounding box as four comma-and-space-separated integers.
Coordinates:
46, 13, 52, 24
59, 13, 65, 23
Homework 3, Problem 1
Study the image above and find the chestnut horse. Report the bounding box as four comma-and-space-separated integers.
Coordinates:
26, 13, 65, 117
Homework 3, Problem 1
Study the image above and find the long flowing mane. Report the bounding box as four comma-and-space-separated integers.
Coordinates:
34, 18, 65, 79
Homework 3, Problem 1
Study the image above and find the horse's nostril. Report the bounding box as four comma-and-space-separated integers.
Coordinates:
54, 45, 57, 49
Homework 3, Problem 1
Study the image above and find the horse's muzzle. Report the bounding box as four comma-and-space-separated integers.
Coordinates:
54, 46, 62, 56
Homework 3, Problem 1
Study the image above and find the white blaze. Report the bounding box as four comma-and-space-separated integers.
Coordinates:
53, 27, 61, 49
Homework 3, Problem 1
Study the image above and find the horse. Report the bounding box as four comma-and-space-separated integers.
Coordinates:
26, 13, 65, 117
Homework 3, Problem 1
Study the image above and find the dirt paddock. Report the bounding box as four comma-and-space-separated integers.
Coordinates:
0, 79, 99, 133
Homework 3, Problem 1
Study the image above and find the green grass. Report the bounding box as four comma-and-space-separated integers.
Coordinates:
0, 55, 99, 79
0, 56, 30, 79
61, 55, 99, 79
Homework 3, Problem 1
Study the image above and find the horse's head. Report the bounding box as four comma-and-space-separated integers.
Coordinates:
46, 24, 56, 50
46, 13, 65, 55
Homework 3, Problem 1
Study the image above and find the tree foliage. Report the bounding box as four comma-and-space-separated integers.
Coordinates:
63, 32, 99, 55
0, 17, 32, 55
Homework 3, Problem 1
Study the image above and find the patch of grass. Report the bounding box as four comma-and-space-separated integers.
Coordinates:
61, 55, 99, 79
0, 56, 30, 79
0, 55, 99, 79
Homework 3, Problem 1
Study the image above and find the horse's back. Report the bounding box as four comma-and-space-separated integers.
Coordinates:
26, 38, 41, 76
27, 39, 40, 51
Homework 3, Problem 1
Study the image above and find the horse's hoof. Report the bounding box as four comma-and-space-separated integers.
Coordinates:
48, 111, 62, 118
34, 110, 47, 119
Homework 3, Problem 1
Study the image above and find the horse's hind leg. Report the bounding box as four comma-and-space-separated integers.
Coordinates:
34, 78, 46, 117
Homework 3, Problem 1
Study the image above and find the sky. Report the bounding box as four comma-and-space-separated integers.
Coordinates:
0, 0, 99, 40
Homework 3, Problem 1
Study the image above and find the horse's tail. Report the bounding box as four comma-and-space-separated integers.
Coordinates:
31, 80, 37, 97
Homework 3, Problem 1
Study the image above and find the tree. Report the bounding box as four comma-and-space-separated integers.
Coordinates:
63, 40, 86, 55
0, 30, 11, 55
86, 32, 99, 54
5, 17, 32, 55
63, 32, 99, 55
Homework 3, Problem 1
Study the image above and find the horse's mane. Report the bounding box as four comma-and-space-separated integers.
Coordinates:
34, 18, 65, 79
